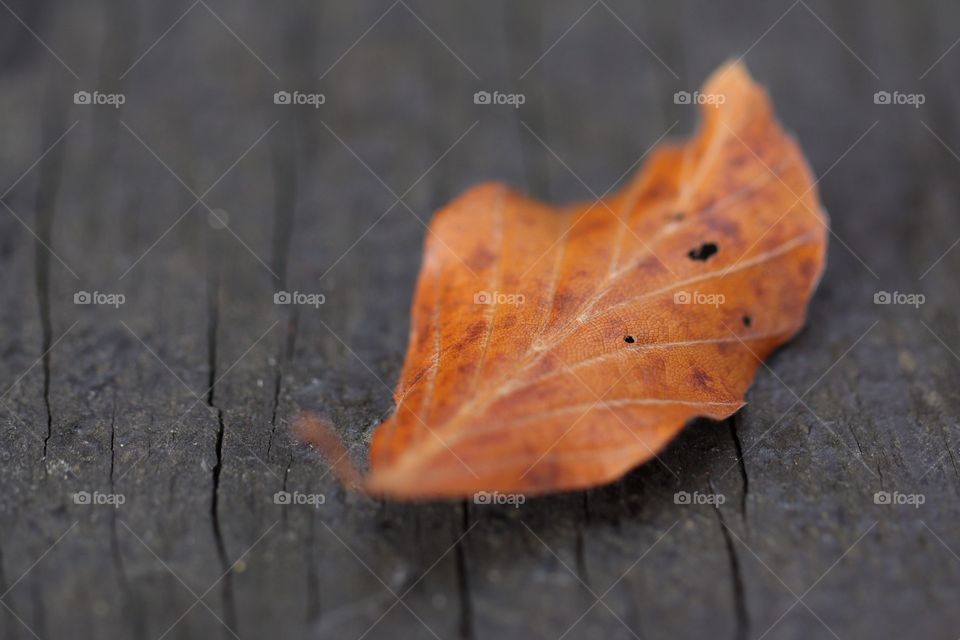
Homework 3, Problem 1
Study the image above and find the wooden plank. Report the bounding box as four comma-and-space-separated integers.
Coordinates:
1, 1, 959, 639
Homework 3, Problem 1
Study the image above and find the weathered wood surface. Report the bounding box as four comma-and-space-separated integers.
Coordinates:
1, 1, 959, 639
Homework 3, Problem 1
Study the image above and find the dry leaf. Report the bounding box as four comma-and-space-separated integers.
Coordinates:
316, 61, 827, 500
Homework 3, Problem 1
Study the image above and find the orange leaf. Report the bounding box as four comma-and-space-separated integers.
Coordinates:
323, 61, 827, 500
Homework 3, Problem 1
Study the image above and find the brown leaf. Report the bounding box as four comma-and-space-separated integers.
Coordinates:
327, 61, 827, 500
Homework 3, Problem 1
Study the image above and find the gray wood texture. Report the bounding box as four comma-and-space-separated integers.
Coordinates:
0, 1, 958, 639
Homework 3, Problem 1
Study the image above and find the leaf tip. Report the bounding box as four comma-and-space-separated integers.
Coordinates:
293, 412, 365, 490
702, 59, 763, 106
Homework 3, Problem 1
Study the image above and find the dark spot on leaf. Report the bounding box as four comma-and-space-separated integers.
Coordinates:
552, 291, 575, 315
688, 242, 718, 261
691, 367, 713, 390
742, 315, 752, 327
624, 335, 635, 344
463, 320, 487, 342
672, 211, 685, 221
469, 247, 496, 270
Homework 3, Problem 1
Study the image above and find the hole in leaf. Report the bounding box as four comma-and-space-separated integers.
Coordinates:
742, 315, 752, 327
624, 335, 635, 344
688, 242, 718, 261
